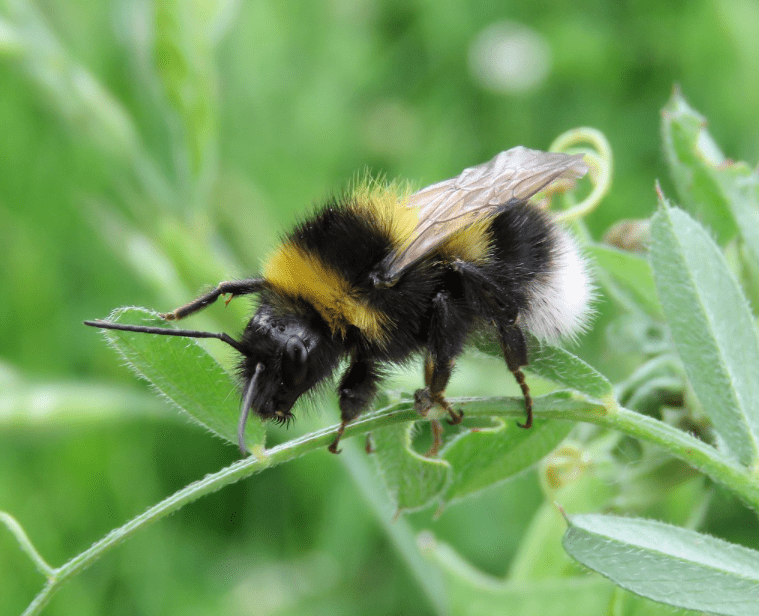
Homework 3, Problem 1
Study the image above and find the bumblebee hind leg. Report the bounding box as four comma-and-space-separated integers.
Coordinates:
497, 324, 533, 429
452, 259, 533, 429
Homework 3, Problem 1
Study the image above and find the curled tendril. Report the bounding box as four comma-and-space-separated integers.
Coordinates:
549, 127, 613, 224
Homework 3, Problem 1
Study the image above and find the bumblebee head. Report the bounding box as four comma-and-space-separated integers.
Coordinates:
84, 300, 341, 456
236, 305, 340, 447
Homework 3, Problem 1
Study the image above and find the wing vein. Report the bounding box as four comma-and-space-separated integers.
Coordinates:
373, 147, 587, 286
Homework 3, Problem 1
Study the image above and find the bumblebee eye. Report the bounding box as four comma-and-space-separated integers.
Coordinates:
282, 336, 308, 387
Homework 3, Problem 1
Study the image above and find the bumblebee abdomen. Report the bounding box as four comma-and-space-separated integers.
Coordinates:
436, 219, 493, 265
487, 203, 592, 341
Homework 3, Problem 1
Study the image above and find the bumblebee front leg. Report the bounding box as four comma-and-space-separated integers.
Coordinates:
497, 323, 533, 429
329, 357, 381, 454
160, 278, 268, 321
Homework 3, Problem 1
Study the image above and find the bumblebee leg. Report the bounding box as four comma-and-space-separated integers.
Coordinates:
416, 353, 464, 456
328, 423, 346, 455
415, 355, 464, 423
329, 358, 380, 454
413, 354, 437, 415
160, 278, 268, 321
427, 419, 444, 457
497, 324, 533, 429
415, 291, 469, 454
452, 260, 533, 428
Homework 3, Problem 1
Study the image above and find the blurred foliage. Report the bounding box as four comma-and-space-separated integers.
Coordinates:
2, 1, 759, 615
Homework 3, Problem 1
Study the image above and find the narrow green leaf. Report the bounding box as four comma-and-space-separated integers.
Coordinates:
739, 242, 759, 312
651, 203, 759, 466
94, 307, 265, 449
0, 380, 162, 425
509, 459, 621, 582
5, 2, 141, 162
612, 589, 704, 616
588, 244, 661, 316
563, 513, 759, 616
441, 419, 572, 503
616, 354, 685, 415
154, 0, 218, 181
0, 18, 24, 54
717, 163, 759, 269
527, 341, 614, 401
662, 88, 759, 263
372, 421, 451, 513
430, 539, 616, 615
661, 88, 736, 242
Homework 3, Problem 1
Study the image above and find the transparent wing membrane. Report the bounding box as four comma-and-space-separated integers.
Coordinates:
377, 147, 587, 284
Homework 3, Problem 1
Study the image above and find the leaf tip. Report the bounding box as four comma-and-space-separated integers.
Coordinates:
654, 181, 673, 210
554, 500, 568, 522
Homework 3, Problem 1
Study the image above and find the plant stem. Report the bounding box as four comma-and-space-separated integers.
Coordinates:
22, 391, 757, 615
462, 394, 759, 511
0, 512, 54, 577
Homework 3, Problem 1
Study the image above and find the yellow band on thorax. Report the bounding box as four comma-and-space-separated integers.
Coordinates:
263, 242, 388, 342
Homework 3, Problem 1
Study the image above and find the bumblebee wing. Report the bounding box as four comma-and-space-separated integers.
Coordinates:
380, 147, 587, 284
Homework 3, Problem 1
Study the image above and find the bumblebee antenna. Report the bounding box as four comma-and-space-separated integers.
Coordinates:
83, 320, 248, 356
238, 362, 264, 454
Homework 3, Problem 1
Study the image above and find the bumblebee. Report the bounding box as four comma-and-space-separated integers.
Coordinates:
86, 147, 593, 455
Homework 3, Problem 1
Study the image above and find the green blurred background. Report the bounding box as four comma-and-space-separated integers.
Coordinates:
1, 1, 758, 614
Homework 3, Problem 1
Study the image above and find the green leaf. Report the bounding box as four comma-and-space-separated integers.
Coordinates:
509, 454, 621, 582
0, 19, 24, 54
372, 421, 451, 513
651, 203, 759, 466
430, 539, 616, 615
94, 306, 265, 449
615, 354, 684, 415
661, 88, 737, 243
527, 341, 614, 401
716, 162, 759, 269
611, 588, 704, 616
441, 419, 572, 504
154, 0, 218, 181
4, 2, 141, 163
739, 242, 759, 312
563, 513, 759, 616
662, 88, 759, 263
588, 244, 661, 316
